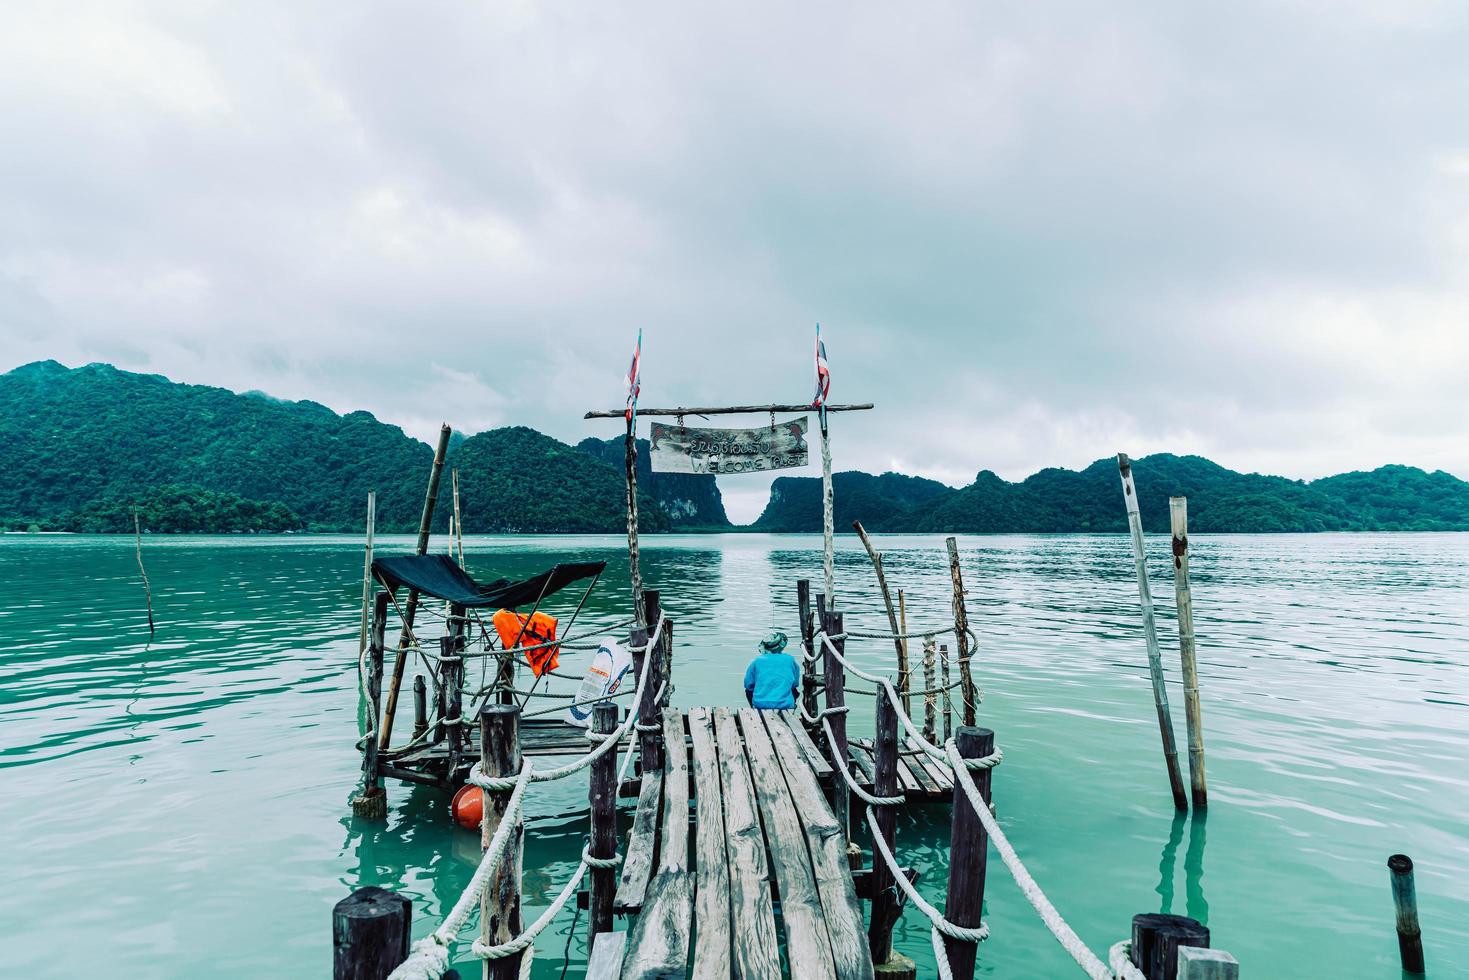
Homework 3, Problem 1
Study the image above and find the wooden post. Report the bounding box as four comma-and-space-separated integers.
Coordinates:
412, 674, 427, 740
942, 726, 994, 980
819, 410, 835, 608
939, 642, 952, 741
853, 521, 911, 719
1169, 497, 1208, 809
1118, 454, 1189, 812
352, 592, 389, 818
444, 604, 467, 778
634, 592, 665, 772
821, 608, 850, 844
589, 701, 619, 935
481, 704, 524, 980
1177, 946, 1239, 980
358, 490, 376, 656
944, 537, 977, 726
1130, 913, 1209, 980
452, 468, 464, 567
797, 579, 819, 728
379, 423, 452, 751
625, 417, 645, 627
641, 590, 673, 710
1388, 854, 1426, 974
868, 689, 900, 966
898, 589, 912, 716
333, 885, 410, 980
921, 637, 937, 744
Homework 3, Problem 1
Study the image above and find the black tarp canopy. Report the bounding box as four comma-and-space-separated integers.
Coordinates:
371, 554, 606, 609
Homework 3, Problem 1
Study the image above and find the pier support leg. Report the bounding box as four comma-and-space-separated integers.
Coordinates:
481, 704, 524, 980
352, 593, 389, 819
1388, 854, 1426, 974
797, 579, 818, 731
1131, 913, 1209, 980
868, 689, 900, 966
633, 593, 665, 774
444, 604, 466, 778
412, 674, 427, 740
942, 726, 994, 980
333, 886, 410, 980
589, 701, 619, 935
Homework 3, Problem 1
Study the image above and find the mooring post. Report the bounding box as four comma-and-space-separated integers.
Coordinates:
589, 701, 619, 935
1117, 454, 1189, 812
944, 537, 977, 726
820, 608, 850, 845
922, 637, 937, 744
352, 592, 390, 819
633, 593, 665, 773
853, 521, 913, 720
444, 603, 468, 777
481, 704, 524, 980
939, 642, 953, 741
333, 885, 410, 980
797, 578, 819, 729
1388, 853, 1426, 974
942, 725, 994, 980
412, 674, 427, 740
869, 688, 904, 970
1131, 913, 1209, 980
1169, 497, 1208, 809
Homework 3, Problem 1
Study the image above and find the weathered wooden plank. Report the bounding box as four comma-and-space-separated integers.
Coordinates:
687, 708, 733, 980
900, 740, 944, 795
738, 708, 838, 980
849, 746, 875, 784
712, 708, 781, 980
760, 711, 873, 980
623, 709, 694, 980
587, 931, 628, 980
777, 710, 833, 778
614, 769, 664, 912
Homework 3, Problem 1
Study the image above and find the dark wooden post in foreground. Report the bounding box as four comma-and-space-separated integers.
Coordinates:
1388, 853, 1426, 974
942, 726, 994, 980
1130, 913, 1209, 980
868, 689, 901, 967
481, 704, 524, 980
643, 589, 673, 711
820, 608, 849, 842
633, 591, 665, 773
797, 579, 819, 729
352, 592, 390, 818
589, 701, 619, 935
333, 886, 410, 980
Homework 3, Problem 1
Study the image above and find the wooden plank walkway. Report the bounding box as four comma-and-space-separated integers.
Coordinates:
614, 708, 873, 980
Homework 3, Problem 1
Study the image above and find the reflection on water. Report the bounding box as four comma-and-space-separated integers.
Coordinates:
2, 532, 1467, 977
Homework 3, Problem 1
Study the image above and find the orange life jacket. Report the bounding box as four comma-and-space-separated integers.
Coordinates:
492, 609, 560, 677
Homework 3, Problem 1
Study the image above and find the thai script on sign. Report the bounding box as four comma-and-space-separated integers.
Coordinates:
649, 416, 810, 475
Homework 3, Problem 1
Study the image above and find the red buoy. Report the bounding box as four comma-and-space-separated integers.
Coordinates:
451, 784, 482, 830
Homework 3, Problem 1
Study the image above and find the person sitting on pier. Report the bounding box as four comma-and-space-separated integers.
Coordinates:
743, 631, 800, 710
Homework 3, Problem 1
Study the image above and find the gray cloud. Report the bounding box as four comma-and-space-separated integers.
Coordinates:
3, 1, 1467, 521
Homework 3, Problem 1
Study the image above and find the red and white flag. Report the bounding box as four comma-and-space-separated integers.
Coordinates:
625, 329, 642, 424
812, 323, 830, 408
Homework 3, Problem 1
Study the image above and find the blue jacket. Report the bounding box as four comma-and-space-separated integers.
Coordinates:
744, 652, 801, 709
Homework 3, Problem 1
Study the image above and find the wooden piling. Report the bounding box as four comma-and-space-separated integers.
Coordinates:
942, 726, 994, 980
854, 521, 912, 719
379, 423, 452, 752
1169, 497, 1208, 809
333, 885, 410, 980
589, 701, 619, 935
819, 409, 835, 607
939, 642, 953, 741
481, 704, 524, 980
412, 674, 427, 740
452, 468, 464, 566
1117, 454, 1189, 812
797, 579, 819, 729
642, 590, 673, 710
821, 608, 850, 844
358, 490, 376, 656
352, 592, 389, 819
633, 594, 665, 773
444, 604, 467, 777
625, 416, 645, 626
944, 537, 977, 726
1388, 853, 1426, 974
868, 689, 900, 966
922, 637, 937, 744
1130, 913, 1209, 980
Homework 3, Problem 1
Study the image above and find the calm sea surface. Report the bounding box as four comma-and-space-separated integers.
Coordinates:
2, 532, 1467, 977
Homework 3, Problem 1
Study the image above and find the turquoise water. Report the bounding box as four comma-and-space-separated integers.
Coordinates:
2, 532, 1466, 977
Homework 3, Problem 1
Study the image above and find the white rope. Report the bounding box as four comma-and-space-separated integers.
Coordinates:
819, 716, 904, 806
1109, 941, 1147, 980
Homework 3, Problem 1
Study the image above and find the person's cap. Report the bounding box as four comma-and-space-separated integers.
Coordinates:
759, 631, 788, 653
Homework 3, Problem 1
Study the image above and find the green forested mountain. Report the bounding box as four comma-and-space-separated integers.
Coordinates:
753, 454, 1469, 533
576, 436, 729, 528
752, 471, 953, 531
65, 486, 306, 533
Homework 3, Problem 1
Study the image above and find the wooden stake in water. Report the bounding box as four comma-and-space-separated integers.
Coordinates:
1117, 454, 1189, 812
820, 408, 835, 609
944, 537, 977, 727
451, 468, 464, 567
1169, 496, 1208, 809
625, 416, 645, 627
133, 508, 154, 640
1388, 854, 1426, 974
358, 491, 376, 656
853, 521, 912, 719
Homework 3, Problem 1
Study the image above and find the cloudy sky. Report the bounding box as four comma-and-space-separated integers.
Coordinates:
4, 2, 1468, 521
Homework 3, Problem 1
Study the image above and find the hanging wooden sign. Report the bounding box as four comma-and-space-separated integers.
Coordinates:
649, 416, 810, 474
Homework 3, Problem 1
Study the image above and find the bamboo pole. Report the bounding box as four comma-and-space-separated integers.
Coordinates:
133, 508, 155, 640
944, 537, 977, 726
358, 491, 376, 656
820, 410, 835, 610
1117, 454, 1189, 812
378, 423, 451, 752
939, 642, 952, 740
1169, 497, 1208, 809
452, 468, 464, 567
898, 589, 912, 717
922, 636, 937, 744
625, 417, 645, 627
853, 521, 911, 718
